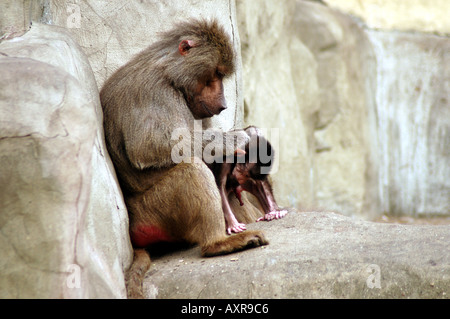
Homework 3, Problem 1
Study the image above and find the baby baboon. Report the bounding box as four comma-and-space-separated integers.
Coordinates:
100, 19, 267, 298
209, 126, 288, 235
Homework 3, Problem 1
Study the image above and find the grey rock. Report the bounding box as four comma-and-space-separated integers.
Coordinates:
0, 23, 132, 298
144, 212, 450, 298
237, 0, 450, 218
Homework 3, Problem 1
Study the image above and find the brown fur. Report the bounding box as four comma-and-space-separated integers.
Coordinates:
100, 19, 266, 299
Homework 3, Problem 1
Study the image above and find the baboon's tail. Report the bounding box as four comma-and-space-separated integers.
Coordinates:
125, 248, 151, 299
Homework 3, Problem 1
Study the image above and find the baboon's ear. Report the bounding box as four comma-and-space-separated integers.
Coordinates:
178, 40, 196, 55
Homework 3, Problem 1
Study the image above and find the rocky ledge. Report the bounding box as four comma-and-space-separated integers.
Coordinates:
143, 211, 450, 298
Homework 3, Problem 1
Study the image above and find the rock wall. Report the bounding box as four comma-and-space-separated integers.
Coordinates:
368, 31, 450, 216
237, 0, 380, 218
237, 0, 449, 218
0, 23, 132, 298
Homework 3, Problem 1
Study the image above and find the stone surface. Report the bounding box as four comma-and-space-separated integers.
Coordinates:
143, 212, 450, 298
0, 23, 132, 298
368, 30, 450, 216
0, 0, 46, 39
237, 0, 449, 218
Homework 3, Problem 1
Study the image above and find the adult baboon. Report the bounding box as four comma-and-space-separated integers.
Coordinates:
100, 19, 267, 298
